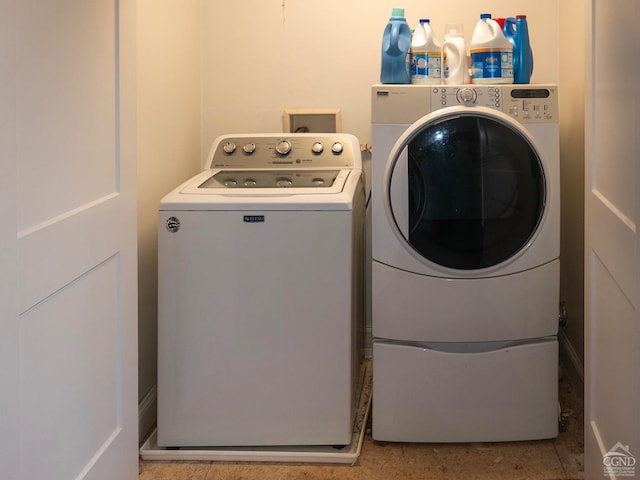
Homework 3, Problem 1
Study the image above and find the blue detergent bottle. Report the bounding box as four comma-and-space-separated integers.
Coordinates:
380, 7, 411, 84
504, 15, 533, 83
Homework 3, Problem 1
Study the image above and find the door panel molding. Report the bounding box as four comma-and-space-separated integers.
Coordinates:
18, 193, 122, 314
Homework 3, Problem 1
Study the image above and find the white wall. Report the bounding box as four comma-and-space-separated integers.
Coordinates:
559, 0, 586, 369
137, 0, 201, 441
201, 0, 560, 159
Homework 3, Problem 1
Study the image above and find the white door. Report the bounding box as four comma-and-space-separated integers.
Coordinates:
585, 1, 640, 478
3, 1, 138, 479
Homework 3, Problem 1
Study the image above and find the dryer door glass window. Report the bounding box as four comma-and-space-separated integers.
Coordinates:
402, 114, 545, 270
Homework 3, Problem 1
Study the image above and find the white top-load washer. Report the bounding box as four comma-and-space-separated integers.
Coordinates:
157, 133, 365, 447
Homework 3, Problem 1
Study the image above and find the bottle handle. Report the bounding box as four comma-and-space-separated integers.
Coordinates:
504, 17, 517, 37
444, 39, 461, 74
487, 18, 500, 36
389, 22, 401, 54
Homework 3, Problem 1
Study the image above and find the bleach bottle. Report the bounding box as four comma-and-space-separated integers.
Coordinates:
470, 13, 513, 84
380, 8, 411, 84
410, 19, 441, 84
504, 15, 534, 84
442, 24, 469, 84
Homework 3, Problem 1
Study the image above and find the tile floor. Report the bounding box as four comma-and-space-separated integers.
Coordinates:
139, 352, 584, 480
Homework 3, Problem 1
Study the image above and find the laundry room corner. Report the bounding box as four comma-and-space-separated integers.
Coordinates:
558, 0, 587, 379
136, 0, 202, 443
134, 0, 588, 468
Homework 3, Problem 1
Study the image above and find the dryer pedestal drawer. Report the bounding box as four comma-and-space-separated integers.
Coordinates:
372, 260, 559, 342
372, 337, 558, 442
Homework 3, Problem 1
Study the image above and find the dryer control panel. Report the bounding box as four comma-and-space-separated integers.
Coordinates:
430, 85, 558, 123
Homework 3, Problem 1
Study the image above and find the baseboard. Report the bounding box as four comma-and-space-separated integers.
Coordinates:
559, 329, 584, 382
138, 385, 157, 445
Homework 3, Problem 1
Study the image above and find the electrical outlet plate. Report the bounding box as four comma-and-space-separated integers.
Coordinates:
283, 108, 342, 133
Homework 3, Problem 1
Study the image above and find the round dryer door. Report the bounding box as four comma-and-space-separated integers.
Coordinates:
386, 110, 546, 271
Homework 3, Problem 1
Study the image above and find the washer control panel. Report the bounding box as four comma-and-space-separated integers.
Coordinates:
430, 85, 558, 123
208, 134, 357, 169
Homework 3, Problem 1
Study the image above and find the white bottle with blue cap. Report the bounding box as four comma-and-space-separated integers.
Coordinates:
470, 13, 513, 84
411, 19, 441, 84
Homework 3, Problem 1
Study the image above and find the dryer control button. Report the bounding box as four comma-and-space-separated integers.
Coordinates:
331, 142, 344, 154
458, 88, 477, 105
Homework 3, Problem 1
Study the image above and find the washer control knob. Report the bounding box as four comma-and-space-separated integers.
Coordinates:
458, 87, 477, 105
223, 178, 237, 187
275, 140, 292, 156
276, 177, 293, 187
331, 142, 344, 155
242, 143, 256, 154
312, 142, 324, 154
222, 142, 236, 154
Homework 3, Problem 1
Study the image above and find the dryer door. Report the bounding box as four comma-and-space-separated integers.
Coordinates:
386, 109, 545, 271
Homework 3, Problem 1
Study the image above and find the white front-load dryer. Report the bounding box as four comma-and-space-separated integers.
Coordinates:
371, 85, 560, 442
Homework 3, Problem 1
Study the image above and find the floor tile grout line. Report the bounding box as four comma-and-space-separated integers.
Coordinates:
552, 439, 569, 479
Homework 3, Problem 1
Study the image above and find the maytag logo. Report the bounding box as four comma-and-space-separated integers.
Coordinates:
243, 215, 265, 223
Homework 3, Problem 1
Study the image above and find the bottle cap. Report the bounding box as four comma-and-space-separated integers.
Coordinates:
445, 23, 464, 36
516, 14, 527, 18
420, 18, 430, 24
391, 7, 405, 17
480, 13, 491, 19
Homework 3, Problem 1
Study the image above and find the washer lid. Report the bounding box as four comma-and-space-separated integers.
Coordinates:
179, 168, 352, 196
160, 168, 362, 211
199, 169, 341, 189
